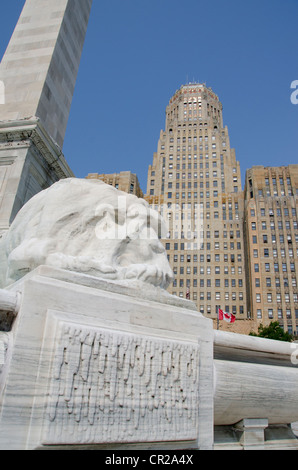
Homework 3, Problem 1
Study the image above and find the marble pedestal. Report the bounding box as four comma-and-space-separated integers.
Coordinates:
0, 266, 214, 450
0, 119, 73, 234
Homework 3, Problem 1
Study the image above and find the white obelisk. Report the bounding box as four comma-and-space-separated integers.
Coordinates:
0, 0, 93, 231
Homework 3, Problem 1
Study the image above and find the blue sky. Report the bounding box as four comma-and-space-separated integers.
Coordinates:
0, 0, 297, 192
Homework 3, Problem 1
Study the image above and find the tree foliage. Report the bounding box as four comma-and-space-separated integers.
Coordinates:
249, 321, 293, 342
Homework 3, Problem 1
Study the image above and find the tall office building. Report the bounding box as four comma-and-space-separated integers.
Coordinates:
146, 83, 248, 323
244, 165, 298, 334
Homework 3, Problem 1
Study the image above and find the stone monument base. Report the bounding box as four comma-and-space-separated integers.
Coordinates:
0, 118, 73, 234
0, 266, 214, 450
214, 422, 298, 450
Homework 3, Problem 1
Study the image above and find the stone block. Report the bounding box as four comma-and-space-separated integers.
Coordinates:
233, 419, 268, 450
0, 266, 214, 450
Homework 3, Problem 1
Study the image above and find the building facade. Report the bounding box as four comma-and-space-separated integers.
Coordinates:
145, 83, 248, 325
87, 85, 297, 335
86, 171, 143, 198
244, 165, 298, 334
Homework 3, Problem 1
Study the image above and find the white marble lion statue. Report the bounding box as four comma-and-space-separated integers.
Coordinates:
0, 178, 173, 289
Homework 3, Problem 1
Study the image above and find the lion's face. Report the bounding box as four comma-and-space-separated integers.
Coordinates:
0, 179, 173, 289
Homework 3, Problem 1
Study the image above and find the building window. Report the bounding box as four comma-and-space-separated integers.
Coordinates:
265, 263, 270, 272
286, 309, 291, 318
274, 263, 279, 272
282, 263, 287, 272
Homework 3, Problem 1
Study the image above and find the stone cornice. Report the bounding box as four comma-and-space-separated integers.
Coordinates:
0, 117, 74, 179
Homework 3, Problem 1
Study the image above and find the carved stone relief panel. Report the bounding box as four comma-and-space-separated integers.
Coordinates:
44, 322, 200, 445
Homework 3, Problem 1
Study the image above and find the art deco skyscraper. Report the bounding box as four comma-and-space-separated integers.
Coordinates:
146, 83, 248, 323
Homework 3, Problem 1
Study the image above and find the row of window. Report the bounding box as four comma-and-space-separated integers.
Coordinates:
256, 292, 298, 303
252, 220, 298, 231
171, 264, 244, 276
167, 180, 224, 189
171, 295, 245, 314
256, 188, 297, 197
253, 247, 298, 258
162, 142, 218, 150
168, 123, 224, 132
165, 209, 240, 220
166, 212, 239, 223
170, 135, 220, 143
166, 240, 242, 252
173, 277, 244, 291
249, 175, 295, 192
165, 181, 221, 190
164, 189, 239, 199
254, 262, 296, 273
152, 202, 239, 211
252, 233, 298, 244
165, 145, 219, 153
167, 120, 221, 128
193, 291, 244, 301
181, 117, 215, 123
203, 305, 244, 315
164, 153, 224, 164
165, 164, 223, 172
159, 152, 223, 162
256, 308, 298, 320
170, 254, 242, 265
173, 278, 243, 287
265, 177, 292, 186
251, 207, 297, 217
255, 277, 297, 288
166, 171, 222, 180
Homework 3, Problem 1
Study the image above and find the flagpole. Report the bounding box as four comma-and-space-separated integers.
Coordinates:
216, 306, 219, 330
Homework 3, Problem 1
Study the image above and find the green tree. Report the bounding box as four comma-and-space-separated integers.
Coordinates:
249, 321, 293, 342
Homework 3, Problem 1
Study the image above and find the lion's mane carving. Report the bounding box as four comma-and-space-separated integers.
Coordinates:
0, 179, 173, 289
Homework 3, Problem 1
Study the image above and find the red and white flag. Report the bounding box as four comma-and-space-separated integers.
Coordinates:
218, 308, 236, 323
